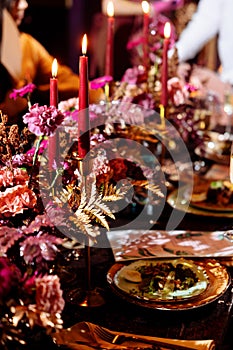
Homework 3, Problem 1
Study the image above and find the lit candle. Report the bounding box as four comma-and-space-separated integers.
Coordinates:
78, 34, 90, 159
141, 1, 150, 68
49, 58, 58, 171
161, 22, 171, 107
50, 58, 58, 107
105, 1, 114, 77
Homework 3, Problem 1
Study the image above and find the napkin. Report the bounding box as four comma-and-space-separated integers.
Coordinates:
53, 321, 215, 350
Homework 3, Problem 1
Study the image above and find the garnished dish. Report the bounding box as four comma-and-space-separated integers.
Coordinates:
113, 259, 208, 302
190, 180, 233, 212
167, 181, 233, 218
107, 259, 230, 311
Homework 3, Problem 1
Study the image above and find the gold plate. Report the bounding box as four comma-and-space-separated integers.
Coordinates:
107, 258, 230, 311
167, 186, 233, 218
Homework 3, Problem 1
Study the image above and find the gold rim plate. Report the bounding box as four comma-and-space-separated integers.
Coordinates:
107, 258, 230, 311
167, 185, 233, 218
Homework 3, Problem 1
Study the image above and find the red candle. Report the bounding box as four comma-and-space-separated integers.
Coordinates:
141, 1, 150, 68
49, 58, 58, 171
161, 22, 171, 107
105, 1, 114, 77
50, 58, 58, 107
78, 34, 90, 159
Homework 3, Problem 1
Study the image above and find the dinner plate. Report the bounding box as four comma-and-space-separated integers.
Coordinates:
113, 259, 208, 302
190, 200, 233, 212
107, 258, 230, 311
167, 185, 233, 218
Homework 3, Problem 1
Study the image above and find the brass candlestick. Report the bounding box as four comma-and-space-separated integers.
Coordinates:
68, 155, 106, 308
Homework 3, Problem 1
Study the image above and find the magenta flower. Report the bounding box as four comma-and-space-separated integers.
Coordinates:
9, 83, 36, 100
23, 103, 65, 136
90, 75, 113, 89
0, 257, 21, 299
26, 138, 48, 157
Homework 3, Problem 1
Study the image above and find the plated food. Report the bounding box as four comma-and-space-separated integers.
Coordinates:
107, 258, 230, 311
190, 180, 233, 212
115, 259, 208, 302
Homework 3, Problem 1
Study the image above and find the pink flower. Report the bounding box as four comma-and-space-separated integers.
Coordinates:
121, 66, 146, 84
90, 75, 113, 89
58, 97, 79, 112
23, 103, 65, 136
9, 83, 36, 100
20, 233, 63, 265
35, 275, 65, 314
168, 77, 189, 106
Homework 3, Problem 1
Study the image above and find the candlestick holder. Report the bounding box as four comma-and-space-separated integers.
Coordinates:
66, 155, 106, 308
159, 104, 167, 167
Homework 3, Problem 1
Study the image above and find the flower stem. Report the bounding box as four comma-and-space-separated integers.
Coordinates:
28, 135, 44, 188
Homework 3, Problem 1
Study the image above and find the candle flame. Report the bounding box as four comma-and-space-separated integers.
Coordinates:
164, 22, 171, 39
107, 1, 114, 17
141, 1, 150, 14
52, 58, 58, 78
82, 34, 88, 55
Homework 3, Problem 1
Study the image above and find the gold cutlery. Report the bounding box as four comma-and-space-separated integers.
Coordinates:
94, 325, 194, 350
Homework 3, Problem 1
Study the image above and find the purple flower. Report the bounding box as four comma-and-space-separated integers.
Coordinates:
9, 83, 36, 100
23, 103, 65, 136
90, 75, 113, 89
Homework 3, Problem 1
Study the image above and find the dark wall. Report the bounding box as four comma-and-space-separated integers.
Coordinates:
20, 0, 85, 72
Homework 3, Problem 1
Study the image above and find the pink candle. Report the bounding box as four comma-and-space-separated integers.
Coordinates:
78, 34, 90, 159
105, 1, 114, 77
161, 22, 171, 107
141, 1, 150, 68
49, 58, 58, 171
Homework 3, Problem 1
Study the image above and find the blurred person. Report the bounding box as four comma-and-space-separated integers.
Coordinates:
175, 0, 233, 103
0, 0, 103, 122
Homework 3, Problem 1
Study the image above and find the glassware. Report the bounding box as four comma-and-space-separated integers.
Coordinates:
223, 89, 233, 138
230, 141, 233, 183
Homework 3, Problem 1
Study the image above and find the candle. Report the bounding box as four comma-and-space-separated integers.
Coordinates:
78, 34, 90, 159
50, 58, 58, 107
141, 1, 150, 68
161, 22, 171, 107
49, 58, 58, 171
105, 1, 114, 77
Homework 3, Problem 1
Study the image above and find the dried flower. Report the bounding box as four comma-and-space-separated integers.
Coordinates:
23, 103, 65, 137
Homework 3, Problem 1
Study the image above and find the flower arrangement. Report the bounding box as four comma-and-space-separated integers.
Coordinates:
0, 256, 64, 349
